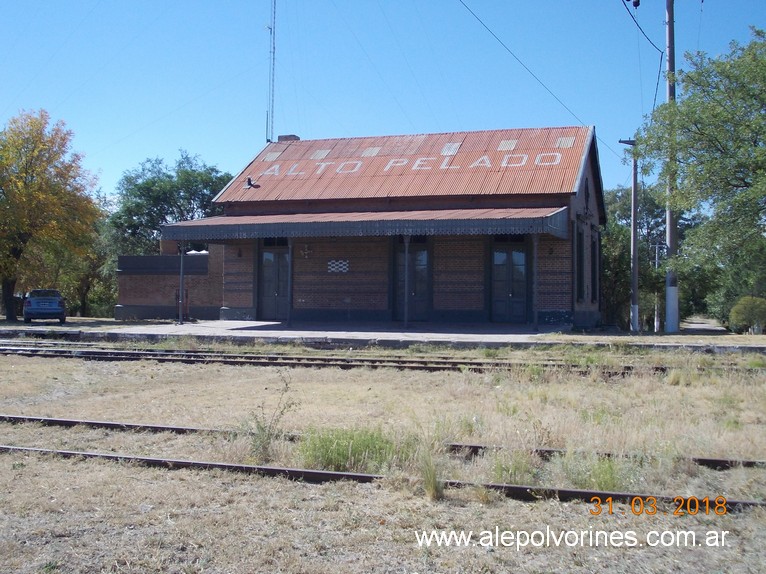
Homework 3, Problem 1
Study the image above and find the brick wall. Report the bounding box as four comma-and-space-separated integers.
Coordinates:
293, 237, 389, 310
118, 233, 595, 324
222, 242, 254, 309
117, 245, 223, 307
115, 244, 223, 319
537, 235, 572, 312
432, 236, 484, 311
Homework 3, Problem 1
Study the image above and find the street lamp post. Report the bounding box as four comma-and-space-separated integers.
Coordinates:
620, 138, 640, 333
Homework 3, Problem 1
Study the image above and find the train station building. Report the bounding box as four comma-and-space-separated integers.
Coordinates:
116, 126, 606, 328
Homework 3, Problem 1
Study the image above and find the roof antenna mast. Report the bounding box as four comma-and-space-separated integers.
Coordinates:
266, 0, 276, 143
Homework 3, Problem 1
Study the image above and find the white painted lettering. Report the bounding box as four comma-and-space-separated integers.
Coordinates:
315, 162, 335, 175
336, 161, 362, 174
502, 154, 528, 167
440, 156, 461, 170
535, 153, 562, 166
413, 157, 435, 170
262, 151, 564, 178
384, 158, 408, 171
469, 155, 492, 168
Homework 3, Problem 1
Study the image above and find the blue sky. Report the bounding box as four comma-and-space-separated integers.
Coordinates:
2, 1, 763, 200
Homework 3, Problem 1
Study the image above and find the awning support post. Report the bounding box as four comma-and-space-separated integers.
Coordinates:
287, 238, 294, 327
532, 235, 539, 330
178, 240, 185, 325
403, 235, 410, 330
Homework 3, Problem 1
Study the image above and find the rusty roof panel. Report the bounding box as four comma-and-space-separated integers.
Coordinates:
162, 207, 571, 241
168, 206, 564, 226
215, 127, 595, 204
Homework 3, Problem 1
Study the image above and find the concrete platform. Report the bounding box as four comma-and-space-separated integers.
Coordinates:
0, 316, 763, 352
114, 320, 556, 346
0, 319, 552, 348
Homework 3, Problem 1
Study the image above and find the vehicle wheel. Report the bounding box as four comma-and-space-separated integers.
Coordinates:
24, 317, 31, 324
59, 317, 66, 324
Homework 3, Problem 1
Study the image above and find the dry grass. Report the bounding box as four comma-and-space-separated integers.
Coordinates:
1, 453, 764, 574
0, 352, 765, 572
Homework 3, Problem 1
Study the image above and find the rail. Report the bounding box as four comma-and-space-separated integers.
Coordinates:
2, 340, 761, 375
2, 414, 763, 510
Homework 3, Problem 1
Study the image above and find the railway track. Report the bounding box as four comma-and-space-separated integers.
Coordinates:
0, 342, 503, 372
1, 414, 763, 512
0, 339, 760, 375
1, 443, 762, 512
3, 414, 763, 471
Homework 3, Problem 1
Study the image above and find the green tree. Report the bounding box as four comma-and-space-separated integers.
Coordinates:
637, 29, 766, 323
729, 296, 766, 334
0, 110, 99, 320
109, 151, 232, 255
16, 194, 117, 317
600, 214, 631, 328
601, 185, 667, 329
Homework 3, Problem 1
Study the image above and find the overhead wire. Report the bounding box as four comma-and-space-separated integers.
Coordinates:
457, 0, 586, 127
620, 0, 665, 115
328, 0, 417, 133
621, 2, 661, 215
374, 0, 440, 130
456, 0, 621, 160
620, 0, 664, 55
412, 1, 466, 130
1, 0, 104, 120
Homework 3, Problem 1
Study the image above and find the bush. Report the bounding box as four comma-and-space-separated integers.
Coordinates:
299, 427, 414, 474
729, 296, 766, 334
239, 373, 298, 463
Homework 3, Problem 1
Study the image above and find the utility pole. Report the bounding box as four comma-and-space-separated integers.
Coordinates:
664, 0, 680, 332
620, 138, 639, 333
630, 0, 679, 332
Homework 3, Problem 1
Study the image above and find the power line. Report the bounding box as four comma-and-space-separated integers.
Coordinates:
620, 0, 665, 115
456, 1, 621, 159
328, 0, 417, 132
457, 0, 586, 127
651, 51, 664, 113
620, 0, 664, 55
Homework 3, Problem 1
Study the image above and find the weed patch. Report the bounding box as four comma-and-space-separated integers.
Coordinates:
238, 371, 299, 463
299, 427, 415, 474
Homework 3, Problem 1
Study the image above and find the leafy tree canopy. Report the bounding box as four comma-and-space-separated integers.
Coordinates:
109, 151, 232, 255
729, 295, 766, 333
637, 28, 766, 325
0, 109, 99, 320
638, 28, 766, 246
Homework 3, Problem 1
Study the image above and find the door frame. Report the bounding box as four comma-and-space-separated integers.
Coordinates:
257, 238, 291, 321
489, 235, 531, 324
393, 235, 432, 325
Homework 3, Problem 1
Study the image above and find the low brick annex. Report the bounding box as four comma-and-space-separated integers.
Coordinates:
115, 126, 606, 328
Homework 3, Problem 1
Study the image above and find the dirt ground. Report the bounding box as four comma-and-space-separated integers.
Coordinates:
0, 353, 764, 573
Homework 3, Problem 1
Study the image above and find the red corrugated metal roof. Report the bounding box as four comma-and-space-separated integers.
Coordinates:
215, 127, 594, 204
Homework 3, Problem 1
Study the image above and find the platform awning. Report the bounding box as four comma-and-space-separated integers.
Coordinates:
161, 206, 569, 241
